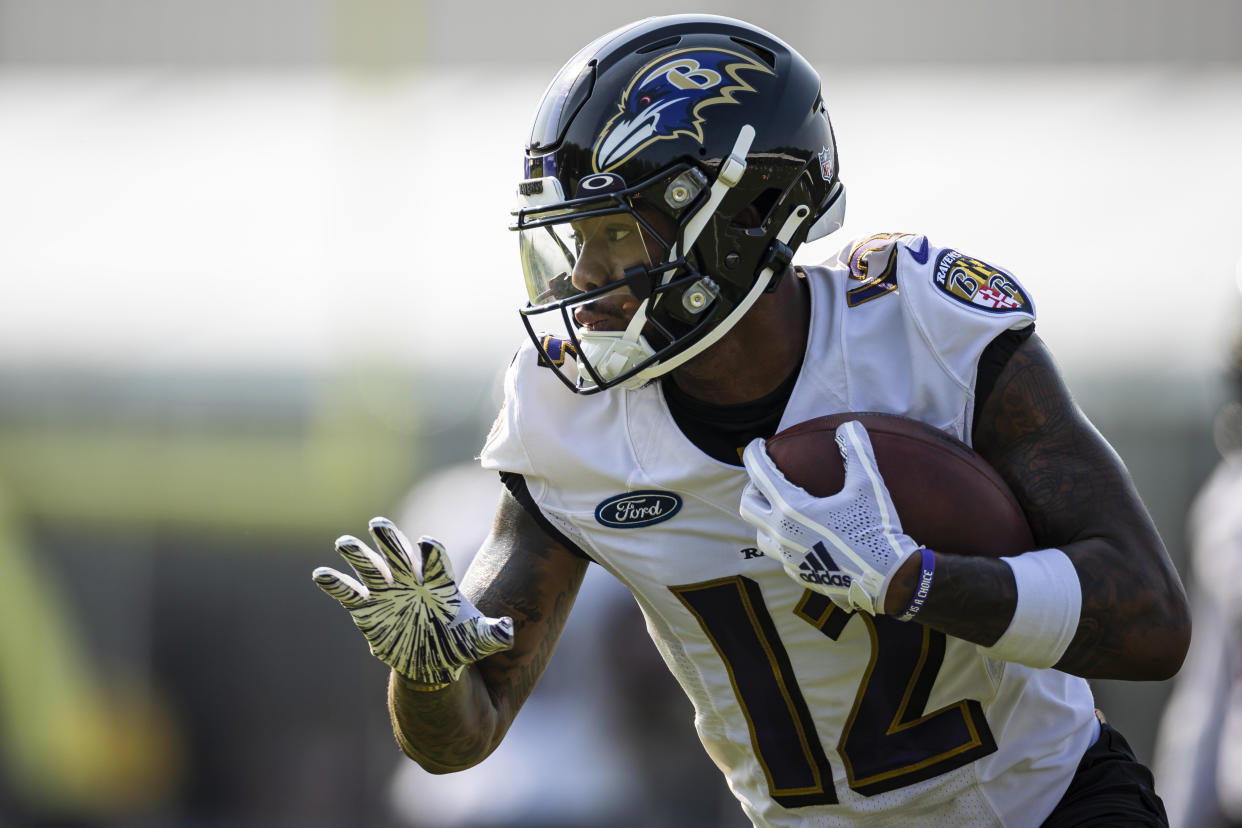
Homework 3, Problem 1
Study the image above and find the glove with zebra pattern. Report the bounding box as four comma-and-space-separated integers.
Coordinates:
312, 517, 514, 686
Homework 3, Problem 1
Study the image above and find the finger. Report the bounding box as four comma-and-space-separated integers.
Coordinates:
835, 422, 887, 497
417, 536, 460, 588
312, 566, 369, 608
834, 421, 879, 484
834, 421, 902, 530
368, 517, 418, 581
334, 535, 394, 590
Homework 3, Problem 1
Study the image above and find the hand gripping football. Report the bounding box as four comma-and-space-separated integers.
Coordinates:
763, 412, 1034, 557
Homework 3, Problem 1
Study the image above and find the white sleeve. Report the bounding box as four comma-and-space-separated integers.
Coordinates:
896, 235, 1037, 392
479, 347, 537, 479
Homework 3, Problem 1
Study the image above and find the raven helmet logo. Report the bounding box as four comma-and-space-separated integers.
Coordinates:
592, 47, 774, 172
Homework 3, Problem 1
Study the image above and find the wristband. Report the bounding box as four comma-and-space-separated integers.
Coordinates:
403, 676, 452, 692
981, 548, 1082, 669
896, 548, 935, 622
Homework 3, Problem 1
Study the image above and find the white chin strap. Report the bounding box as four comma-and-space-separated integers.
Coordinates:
577, 304, 654, 389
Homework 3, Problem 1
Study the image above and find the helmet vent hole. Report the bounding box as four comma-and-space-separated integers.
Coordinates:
731, 188, 781, 229
637, 36, 681, 54
730, 37, 776, 68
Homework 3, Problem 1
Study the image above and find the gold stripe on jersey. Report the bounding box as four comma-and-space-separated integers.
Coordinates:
794, 589, 851, 639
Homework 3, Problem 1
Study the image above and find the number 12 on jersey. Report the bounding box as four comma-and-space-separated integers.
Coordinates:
671, 575, 997, 807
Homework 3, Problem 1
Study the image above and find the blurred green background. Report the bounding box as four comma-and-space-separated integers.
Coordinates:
1, 1, 1240, 825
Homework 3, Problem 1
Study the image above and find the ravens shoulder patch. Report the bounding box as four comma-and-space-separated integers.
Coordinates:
932, 249, 1032, 314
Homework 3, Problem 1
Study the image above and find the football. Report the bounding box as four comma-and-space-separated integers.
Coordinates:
764, 412, 1035, 557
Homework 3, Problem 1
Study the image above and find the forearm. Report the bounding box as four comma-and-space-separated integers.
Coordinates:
884, 551, 1014, 646
388, 666, 506, 773
884, 539, 1189, 680
1044, 537, 1189, 680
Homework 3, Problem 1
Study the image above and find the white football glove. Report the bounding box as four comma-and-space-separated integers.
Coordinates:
739, 420, 921, 615
312, 517, 514, 685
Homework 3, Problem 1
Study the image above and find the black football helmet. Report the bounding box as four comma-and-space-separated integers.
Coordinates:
512, 14, 846, 393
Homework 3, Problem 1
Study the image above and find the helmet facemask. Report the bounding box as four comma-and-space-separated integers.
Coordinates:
515, 157, 739, 393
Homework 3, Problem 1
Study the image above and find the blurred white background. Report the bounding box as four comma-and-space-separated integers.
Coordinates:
1, 2, 1239, 826
2, 1, 1240, 380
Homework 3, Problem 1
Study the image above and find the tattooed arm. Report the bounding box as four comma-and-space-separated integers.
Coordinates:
883, 333, 1190, 680
388, 486, 589, 772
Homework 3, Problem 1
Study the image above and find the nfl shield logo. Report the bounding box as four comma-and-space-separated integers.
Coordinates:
818, 145, 835, 181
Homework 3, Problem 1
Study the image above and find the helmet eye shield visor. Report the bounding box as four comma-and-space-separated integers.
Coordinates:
513, 165, 708, 312
518, 211, 667, 312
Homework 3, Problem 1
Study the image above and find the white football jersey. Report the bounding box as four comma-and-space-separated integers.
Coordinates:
480, 233, 1097, 827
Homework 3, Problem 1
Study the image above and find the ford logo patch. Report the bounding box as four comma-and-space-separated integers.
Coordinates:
595, 490, 682, 528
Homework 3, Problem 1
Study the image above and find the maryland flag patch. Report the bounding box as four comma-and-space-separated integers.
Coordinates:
932, 250, 1032, 314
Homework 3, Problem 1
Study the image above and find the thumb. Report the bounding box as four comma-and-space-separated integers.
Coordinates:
741, 436, 805, 504
738, 481, 774, 528
740, 436, 773, 475
469, 614, 516, 656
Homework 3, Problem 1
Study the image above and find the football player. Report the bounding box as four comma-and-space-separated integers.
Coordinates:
314, 15, 1188, 826
1152, 328, 1242, 826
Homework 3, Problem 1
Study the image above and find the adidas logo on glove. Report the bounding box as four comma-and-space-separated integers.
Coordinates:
798, 541, 853, 588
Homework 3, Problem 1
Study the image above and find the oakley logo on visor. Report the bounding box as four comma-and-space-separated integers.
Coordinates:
575, 172, 627, 197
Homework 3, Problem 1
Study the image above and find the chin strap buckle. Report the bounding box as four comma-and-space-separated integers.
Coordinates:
761, 240, 794, 293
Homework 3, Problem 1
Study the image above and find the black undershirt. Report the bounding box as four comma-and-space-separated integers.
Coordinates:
662, 350, 805, 466
974, 324, 1034, 425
